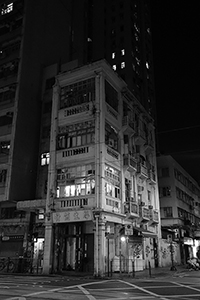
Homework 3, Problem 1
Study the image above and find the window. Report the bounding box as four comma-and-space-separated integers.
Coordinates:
0, 113, 13, 127
163, 207, 172, 218
121, 49, 125, 56
112, 52, 115, 59
0, 141, 10, 154
146, 62, 150, 69
45, 77, 55, 90
56, 164, 95, 198
105, 80, 118, 111
105, 122, 118, 151
121, 62, 125, 69
1, 2, 13, 15
112, 65, 116, 71
147, 190, 151, 203
0, 169, 7, 184
60, 78, 95, 109
159, 186, 171, 197
104, 165, 120, 199
57, 120, 95, 150
41, 153, 50, 166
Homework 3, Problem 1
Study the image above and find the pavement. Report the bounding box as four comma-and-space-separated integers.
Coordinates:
0, 264, 198, 280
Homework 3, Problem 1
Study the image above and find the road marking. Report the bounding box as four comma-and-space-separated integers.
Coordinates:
4, 280, 109, 300
78, 285, 97, 300
118, 279, 169, 300
172, 281, 200, 293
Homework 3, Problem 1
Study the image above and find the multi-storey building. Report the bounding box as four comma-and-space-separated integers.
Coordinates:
0, 0, 77, 260
157, 155, 200, 264
26, 59, 160, 276
0, 0, 157, 275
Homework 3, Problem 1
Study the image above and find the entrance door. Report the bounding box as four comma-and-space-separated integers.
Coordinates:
60, 223, 94, 273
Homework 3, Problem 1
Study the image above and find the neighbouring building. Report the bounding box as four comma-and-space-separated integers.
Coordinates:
29, 59, 160, 276
157, 155, 200, 267
0, 0, 78, 262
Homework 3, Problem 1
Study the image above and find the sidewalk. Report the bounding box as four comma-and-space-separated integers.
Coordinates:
112, 265, 191, 280
0, 265, 193, 280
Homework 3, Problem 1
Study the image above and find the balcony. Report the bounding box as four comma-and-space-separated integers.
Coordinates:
144, 137, 154, 154
124, 201, 139, 219
149, 209, 159, 225
139, 206, 150, 223
147, 169, 156, 184
123, 154, 137, 172
135, 127, 147, 145
122, 116, 135, 135
137, 163, 148, 180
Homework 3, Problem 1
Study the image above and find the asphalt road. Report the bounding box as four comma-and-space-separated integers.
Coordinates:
1, 273, 200, 300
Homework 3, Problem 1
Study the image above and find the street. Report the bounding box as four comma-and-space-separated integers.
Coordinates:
1, 272, 200, 300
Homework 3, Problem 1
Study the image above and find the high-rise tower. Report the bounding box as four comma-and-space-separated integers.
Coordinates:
64, 0, 155, 117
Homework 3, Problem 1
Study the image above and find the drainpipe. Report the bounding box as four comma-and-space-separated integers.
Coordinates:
94, 72, 102, 276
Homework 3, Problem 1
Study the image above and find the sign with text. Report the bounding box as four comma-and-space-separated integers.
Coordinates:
53, 210, 93, 223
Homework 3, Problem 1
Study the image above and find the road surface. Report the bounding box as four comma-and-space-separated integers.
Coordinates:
1, 273, 200, 299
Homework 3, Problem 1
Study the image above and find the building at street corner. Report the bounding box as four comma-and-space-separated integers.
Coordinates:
42, 60, 161, 276
157, 155, 200, 267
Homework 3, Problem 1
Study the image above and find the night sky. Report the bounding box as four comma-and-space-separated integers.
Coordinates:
150, 1, 200, 184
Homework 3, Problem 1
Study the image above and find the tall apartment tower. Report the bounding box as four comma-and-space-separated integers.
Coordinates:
0, 0, 75, 258
65, 0, 155, 117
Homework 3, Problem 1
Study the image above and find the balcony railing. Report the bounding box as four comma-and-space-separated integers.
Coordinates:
148, 169, 156, 184
149, 209, 159, 224
122, 116, 135, 133
123, 154, 137, 172
139, 206, 150, 223
124, 201, 139, 219
137, 163, 148, 179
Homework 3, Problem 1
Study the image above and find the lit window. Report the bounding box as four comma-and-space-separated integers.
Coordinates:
1, 2, 13, 15
121, 62, 125, 69
41, 153, 50, 166
146, 62, 149, 69
121, 49, 125, 56
112, 65, 116, 71
112, 52, 115, 59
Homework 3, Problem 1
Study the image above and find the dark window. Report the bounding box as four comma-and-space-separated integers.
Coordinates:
163, 207, 172, 218
60, 78, 95, 109
105, 122, 118, 151
0, 169, 7, 184
45, 77, 55, 90
105, 80, 118, 112
0, 113, 13, 126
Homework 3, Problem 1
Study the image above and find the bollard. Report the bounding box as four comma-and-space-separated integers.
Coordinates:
110, 260, 113, 277
148, 260, 151, 277
132, 260, 135, 278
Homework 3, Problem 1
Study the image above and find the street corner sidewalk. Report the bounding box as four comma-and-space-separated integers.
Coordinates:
116, 265, 190, 280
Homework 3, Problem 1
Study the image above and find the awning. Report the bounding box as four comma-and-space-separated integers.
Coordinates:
142, 229, 157, 238
133, 227, 157, 238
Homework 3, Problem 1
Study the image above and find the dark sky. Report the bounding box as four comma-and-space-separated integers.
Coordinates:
150, 1, 200, 184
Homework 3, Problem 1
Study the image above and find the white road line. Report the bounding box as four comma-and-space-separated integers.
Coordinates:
4, 280, 109, 300
78, 285, 97, 300
118, 279, 169, 300
172, 281, 200, 292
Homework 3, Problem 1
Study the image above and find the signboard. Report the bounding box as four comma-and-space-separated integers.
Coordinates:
125, 224, 133, 236
53, 210, 93, 223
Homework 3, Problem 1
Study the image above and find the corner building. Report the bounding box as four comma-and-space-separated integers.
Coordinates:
43, 60, 161, 276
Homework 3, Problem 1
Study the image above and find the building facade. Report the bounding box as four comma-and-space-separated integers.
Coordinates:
157, 155, 200, 265
36, 60, 160, 276
0, 0, 157, 275
0, 0, 78, 263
